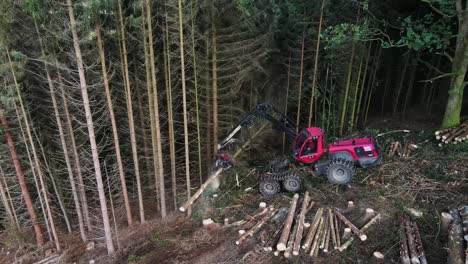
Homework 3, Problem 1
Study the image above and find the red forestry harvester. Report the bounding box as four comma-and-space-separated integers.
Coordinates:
215, 104, 383, 196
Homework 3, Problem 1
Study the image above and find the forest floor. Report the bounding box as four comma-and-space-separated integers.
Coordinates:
2, 115, 468, 264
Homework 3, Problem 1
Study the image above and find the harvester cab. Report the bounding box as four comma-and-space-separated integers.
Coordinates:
215, 103, 383, 196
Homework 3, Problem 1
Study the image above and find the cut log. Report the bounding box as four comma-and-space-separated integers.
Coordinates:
236, 207, 277, 245
441, 212, 454, 233
348, 201, 354, 209
334, 212, 341, 248
400, 216, 411, 264
320, 214, 330, 250
338, 214, 381, 252
459, 206, 468, 232
284, 219, 299, 258
292, 192, 312, 255
328, 209, 337, 249
276, 193, 300, 251
309, 215, 325, 256
411, 218, 427, 264
303, 208, 324, 250
264, 222, 285, 250
342, 228, 352, 241
373, 251, 385, 264
334, 209, 367, 241
323, 216, 331, 253
360, 208, 376, 224
403, 215, 421, 264
447, 209, 464, 264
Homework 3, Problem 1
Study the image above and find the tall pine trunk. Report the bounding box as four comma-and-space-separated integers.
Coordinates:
67, 0, 114, 254
441, 1, 468, 128
308, 0, 325, 126
191, 4, 203, 185
145, 0, 167, 217
7, 50, 61, 251
163, 10, 177, 210
142, 10, 160, 209
117, 0, 145, 223
212, 20, 218, 156
96, 25, 134, 226
178, 0, 192, 209
296, 33, 305, 131
339, 7, 360, 135
0, 110, 44, 247
56, 66, 91, 231
34, 19, 85, 240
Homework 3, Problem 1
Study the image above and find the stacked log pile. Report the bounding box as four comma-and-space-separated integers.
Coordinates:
442, 206, 468, 264
232, 195, 382, 259
399, 214, 427, 264
388, 141, 418, 158
435, 121, 468, 145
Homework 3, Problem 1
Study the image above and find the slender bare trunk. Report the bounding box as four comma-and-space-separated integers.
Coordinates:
0, 109, 44, 247
34, 19, 84, 239
163, 9, 177, 210
117, 0, 145, 223
0, 164, 16, 227
308, 0, 325, 127
296, 33, 305, 131
178, 0, 192, 209
67, 0, 114, 254
283, 54, 291, 154
142, 10, 160, 209
56, 67, 91, 231
96, 25, 134, 226
145, 0, 167, 217
191, 4, 203, 186
7, 50, 60, 251
212, 21, 218, 155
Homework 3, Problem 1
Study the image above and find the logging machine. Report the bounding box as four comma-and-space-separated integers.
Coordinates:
215, 104, 383, 196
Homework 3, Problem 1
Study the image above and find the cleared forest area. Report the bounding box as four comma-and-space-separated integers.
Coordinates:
0, 0, 467, 263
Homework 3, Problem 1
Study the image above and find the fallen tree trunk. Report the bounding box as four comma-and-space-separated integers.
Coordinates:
276, 193, 300, 251
179, 124, 267, 212
403, 215, 421, 264
309, 215, 325, 256
447, 209, 464, 264
236, 207, 277, 245
334, 209, 367, 241
338, 214, 381, 252
303, 208, 324, 251
293, 192, 312, 255
329, 209, 337, 249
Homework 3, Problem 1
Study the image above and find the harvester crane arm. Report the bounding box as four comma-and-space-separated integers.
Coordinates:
217, 104, 298, 151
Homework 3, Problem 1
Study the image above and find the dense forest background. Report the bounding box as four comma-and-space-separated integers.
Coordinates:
0, 0, 466, 257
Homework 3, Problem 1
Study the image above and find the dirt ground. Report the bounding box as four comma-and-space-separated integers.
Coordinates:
1, 116, 467, 264
105, 122, 467, 264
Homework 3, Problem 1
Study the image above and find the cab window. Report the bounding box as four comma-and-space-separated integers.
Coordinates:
354, 146, 374, 157
302, 138, 318, 155
293, 133, 308, 155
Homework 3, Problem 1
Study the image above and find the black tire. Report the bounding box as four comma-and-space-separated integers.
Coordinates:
259, 180, 281, 197
282, 172, 302, 192
325, 159, 356, 185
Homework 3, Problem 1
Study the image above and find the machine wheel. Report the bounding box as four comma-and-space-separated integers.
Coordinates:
282, 172, 302, 192
259, 180, 281, 197
326, 159, 356, 185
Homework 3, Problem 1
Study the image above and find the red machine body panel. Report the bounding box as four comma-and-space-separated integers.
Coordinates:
328, 137, 379, 160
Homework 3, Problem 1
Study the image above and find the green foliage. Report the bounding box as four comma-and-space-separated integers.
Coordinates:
323, 20, 370, 50
385, 14, 453, 51
127, 254, 141, 263
149, 232, 172, 248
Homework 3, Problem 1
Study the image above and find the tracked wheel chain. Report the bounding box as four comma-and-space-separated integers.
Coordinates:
259, 170, 301, 182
